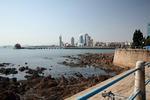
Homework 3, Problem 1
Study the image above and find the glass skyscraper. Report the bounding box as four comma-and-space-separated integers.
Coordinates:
79, 35, 84, 47
79, 35, 84, 44
147, 24, 150, 37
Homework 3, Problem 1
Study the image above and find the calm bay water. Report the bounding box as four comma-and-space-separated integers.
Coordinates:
0, 47, 114, 80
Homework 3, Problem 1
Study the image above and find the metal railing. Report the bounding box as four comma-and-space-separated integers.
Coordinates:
77, 61, 150, 100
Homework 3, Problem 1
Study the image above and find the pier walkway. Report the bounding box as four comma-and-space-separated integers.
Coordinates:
66, 66, 150, 100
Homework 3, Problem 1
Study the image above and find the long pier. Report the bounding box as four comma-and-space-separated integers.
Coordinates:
22, 46, 115, 50
22, 46, 62, 49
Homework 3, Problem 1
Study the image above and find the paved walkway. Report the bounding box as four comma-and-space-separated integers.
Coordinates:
66, 67, 150, 100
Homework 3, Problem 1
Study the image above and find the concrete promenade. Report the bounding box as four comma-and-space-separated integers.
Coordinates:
66, 67, 150, 100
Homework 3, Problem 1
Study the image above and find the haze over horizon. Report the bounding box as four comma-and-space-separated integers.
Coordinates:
0, 0, 150, 46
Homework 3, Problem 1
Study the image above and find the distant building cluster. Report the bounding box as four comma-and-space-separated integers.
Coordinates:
59, 36, 76, 47
95, 42, 131, 48
59, 33, 93, 48
59, 33, 131, 48
79, 34, 93, 47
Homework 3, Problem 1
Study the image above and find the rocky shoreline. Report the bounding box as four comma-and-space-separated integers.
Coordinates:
59, 53, 129, 74
0, 67, 112, 100
0, 53, 129, 100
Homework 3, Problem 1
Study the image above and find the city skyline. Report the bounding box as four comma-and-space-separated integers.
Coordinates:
0, 0, 150, 46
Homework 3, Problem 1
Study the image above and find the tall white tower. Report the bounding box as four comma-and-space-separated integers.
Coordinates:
59, 35, 63, 47
71, 37, 75, 46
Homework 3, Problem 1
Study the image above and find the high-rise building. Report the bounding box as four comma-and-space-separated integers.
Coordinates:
84, 33, 89, 46
87, 36, 91, 46
88, 39, 93, 47
71, 37, 75, 46
147, 23, 150, 37
59, 35, 63, 47
78, 33, 94, 47
79, 35, 84, 47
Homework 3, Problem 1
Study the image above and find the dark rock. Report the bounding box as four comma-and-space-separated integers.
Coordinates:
0, 90, 20, 100
0, 63, 11, 67
0, 64, 4, 67
0, 68, 18, 75
74, 72, 83, 78
36, 67, 46, 73
41, 80, 57, 89
19, 67, 25, 72
25, 68, 34, 74
10, 78, 17, 83
59, 76, 68, 85
62, 61, 67, 64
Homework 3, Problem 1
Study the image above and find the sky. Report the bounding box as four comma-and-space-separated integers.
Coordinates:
0, 0, 150, 46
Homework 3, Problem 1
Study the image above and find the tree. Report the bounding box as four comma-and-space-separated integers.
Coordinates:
14, 43, 21, 49
145, 36, 150, 46
132, 29, 144, 48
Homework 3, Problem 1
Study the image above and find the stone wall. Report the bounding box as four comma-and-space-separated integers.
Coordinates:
113, 49, 150, 68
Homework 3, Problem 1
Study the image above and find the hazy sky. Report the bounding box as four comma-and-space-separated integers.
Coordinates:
0, 0, 150, 46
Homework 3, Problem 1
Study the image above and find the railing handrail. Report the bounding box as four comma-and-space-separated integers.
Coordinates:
77, 67, 140, 100
144, 62, 150, 66
129, 90, 141, 100
77, 61, 150, 100
145, 78, 150, 86
129, 78, 150, 100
